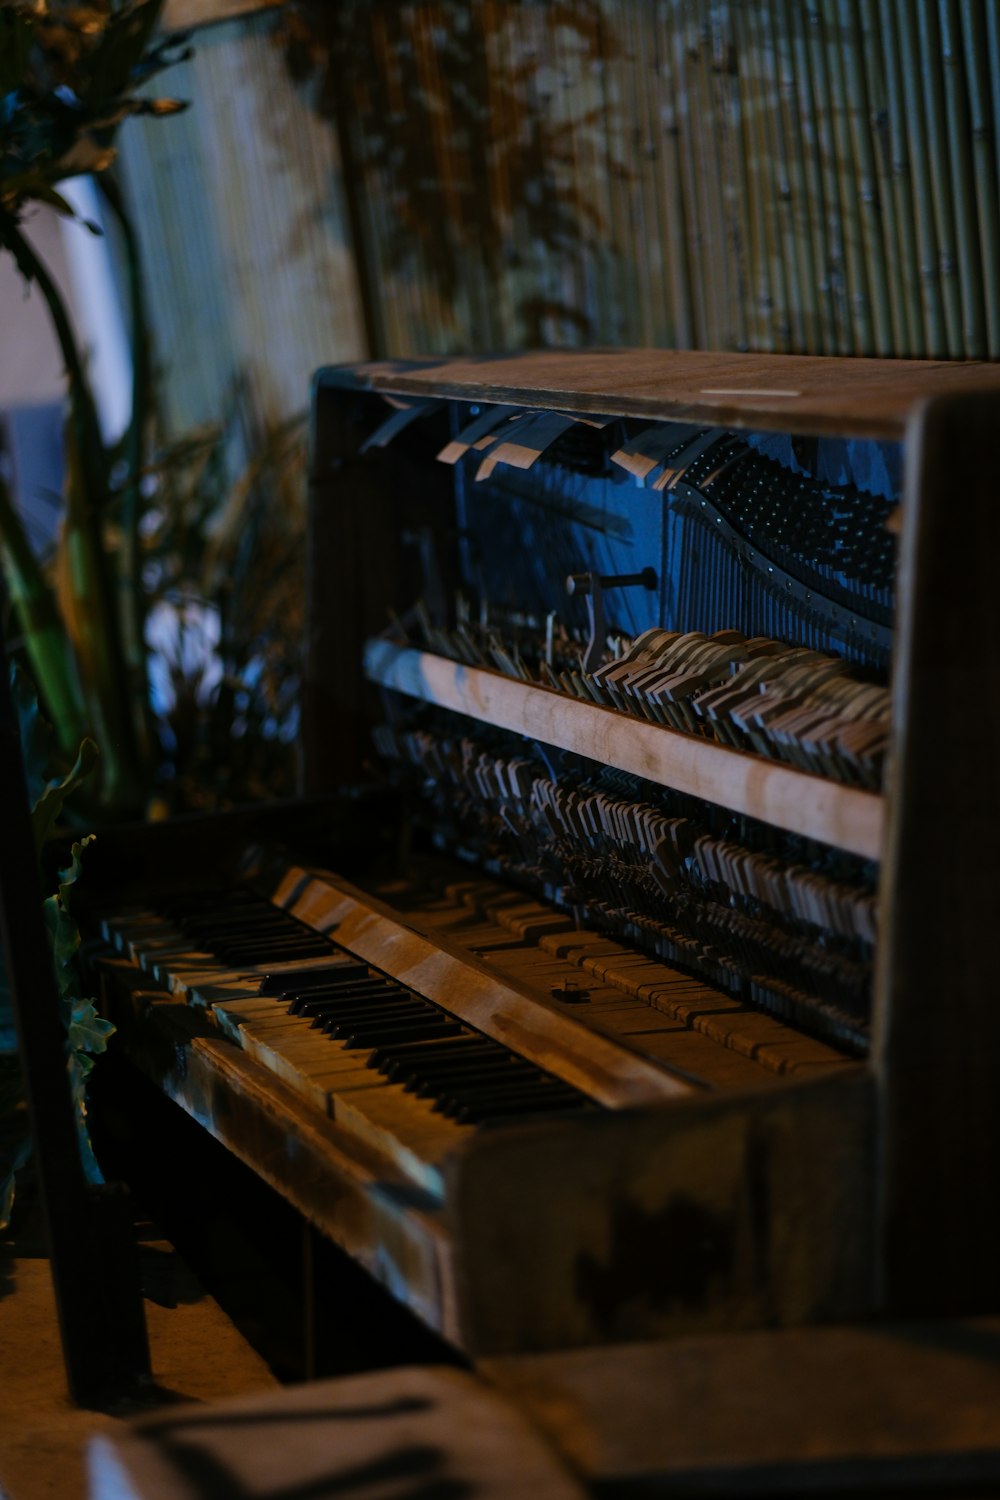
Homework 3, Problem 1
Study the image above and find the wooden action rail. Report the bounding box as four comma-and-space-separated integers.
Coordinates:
364, 639, 884, 861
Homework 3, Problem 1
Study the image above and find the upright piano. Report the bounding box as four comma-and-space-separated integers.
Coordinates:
88, 350, 1000, 1359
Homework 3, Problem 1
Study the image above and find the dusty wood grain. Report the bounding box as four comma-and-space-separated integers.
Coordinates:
322, 350, 1000, 440
483, 1320, 1000, 1492
873, 389, 1000, 1316
447, 1068, 874, 1355
363, 640, 884, 860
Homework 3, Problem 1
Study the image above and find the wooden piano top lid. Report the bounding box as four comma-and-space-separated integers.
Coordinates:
316, 349, 1000, 440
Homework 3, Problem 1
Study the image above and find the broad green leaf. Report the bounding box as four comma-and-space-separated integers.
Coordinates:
57, 834, 96, 911
68, 998, 114, 1055
44, 892, 81, 991
31, 738, 99, 851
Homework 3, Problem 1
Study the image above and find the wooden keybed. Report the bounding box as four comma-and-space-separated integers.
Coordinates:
91, 351, 1000, 1356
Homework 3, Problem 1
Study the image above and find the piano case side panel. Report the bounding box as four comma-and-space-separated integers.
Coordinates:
875, 389, 1000, 1317
446, 1069, 875, 1356
303, 375, 455, 790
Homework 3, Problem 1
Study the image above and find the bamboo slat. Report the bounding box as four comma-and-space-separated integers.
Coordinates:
939, 0, 987, 358
960, 0, 1000, 356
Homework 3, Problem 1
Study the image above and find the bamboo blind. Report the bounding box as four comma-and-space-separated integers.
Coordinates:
118, 17, 366, 436
121, 2, 1000, 435
330, 0, 1000, 359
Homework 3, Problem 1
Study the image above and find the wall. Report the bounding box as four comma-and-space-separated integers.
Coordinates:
119, 1, 1000, 442
118, 13, 366, 438
0, 209, 73, 411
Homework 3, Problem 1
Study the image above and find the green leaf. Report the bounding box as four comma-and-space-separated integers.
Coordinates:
67, 1055, 102, 1185
18, 181, 80, 218
57, 834, 96, 909
43, 892, 81, 992
68, 997, 114, 1056
31, 738, 99, 851
43, 837, 98, 1017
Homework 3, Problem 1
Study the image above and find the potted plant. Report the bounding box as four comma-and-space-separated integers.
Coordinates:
0, 0, 187, 813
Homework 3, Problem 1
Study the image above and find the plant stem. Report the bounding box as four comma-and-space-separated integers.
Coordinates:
0, 476, 87, 758
4, 220, 143, 809
98, 172, 156, 764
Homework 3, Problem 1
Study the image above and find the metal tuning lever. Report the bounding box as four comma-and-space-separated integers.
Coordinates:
565, 567, 658, 673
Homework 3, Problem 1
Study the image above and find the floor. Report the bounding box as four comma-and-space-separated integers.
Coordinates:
0, 1217, 277, 1500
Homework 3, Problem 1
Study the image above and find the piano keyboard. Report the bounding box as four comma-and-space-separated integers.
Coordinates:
99, 885, 603, 1194
95, 855, 853, 1199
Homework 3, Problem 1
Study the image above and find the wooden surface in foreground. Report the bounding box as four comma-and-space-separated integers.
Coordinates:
485, 1321, 1000, 1493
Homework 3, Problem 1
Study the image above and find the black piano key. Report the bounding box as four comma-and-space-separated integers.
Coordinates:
163, 891, 259, 917
171, 908, 276, 933
218, 949, 334, 967
435, 1078, 583, 1120
388, 1043, 511, 1075
341, 1020, 465, 1049
308, 1002, 425, 1026
287, 979, 388, 1002
292, 986, 405, 1017
307, 1004, 414, 1031
211, 923, 328, 947
319, 1007, 442, 1039
318, 995, 446, 1020
403, 1053, 535, 1085
178, 909, 286, 931
261, 962, 369, 995
215, 936, 332, 963
287, 977, 394, 999
196, 925, 309, 949
372, 1037, 496, 1077
435, 1070, 577, 1103
209, 923, 324, 945
395, 1050, 532, 1084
